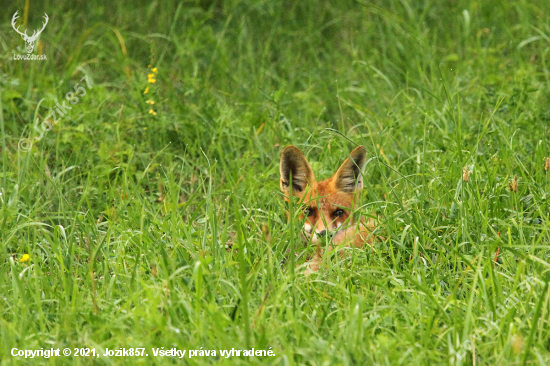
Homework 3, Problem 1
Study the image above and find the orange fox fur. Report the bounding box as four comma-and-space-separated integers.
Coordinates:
279, 145, 376, 272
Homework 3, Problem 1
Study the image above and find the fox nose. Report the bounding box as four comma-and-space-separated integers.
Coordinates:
318, 230, 327, 238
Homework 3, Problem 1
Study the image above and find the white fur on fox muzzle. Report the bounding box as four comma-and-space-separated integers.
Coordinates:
304, 223, 313, 236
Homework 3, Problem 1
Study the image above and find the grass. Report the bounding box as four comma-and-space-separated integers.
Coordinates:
1, 0, 550, 364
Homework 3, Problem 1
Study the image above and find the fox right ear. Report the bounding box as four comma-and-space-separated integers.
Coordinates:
280, 146, 315, 195
333, 145, 367, 193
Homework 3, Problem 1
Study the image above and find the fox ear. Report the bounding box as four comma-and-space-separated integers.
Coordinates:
334, 146, 367, 192
280, 146, 315, 194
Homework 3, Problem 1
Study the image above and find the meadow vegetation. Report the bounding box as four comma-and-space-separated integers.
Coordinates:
1, 0, 550, 364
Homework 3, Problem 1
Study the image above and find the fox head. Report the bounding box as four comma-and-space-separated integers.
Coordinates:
280, 145, 367, 243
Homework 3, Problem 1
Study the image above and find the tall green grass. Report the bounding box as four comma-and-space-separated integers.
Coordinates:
1, 0, 550, 364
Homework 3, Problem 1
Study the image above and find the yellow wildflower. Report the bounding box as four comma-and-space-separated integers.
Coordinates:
144, 86, 149, 94
146, 100, 155, 104
149, 109, 157, 115
152, 67, 157, 73
20, 254, 30, 262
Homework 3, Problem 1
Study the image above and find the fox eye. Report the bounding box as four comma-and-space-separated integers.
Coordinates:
333, 209, 345, 217
304, 207, 314, 217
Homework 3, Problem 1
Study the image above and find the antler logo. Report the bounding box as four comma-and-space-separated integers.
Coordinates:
12, 11, 49, 54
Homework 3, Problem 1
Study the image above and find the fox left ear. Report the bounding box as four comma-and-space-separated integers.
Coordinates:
280, 146, 316, 195
334, 146, 367, 192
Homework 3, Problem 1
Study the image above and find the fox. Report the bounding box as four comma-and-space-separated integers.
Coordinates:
279, 145, 377, 273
